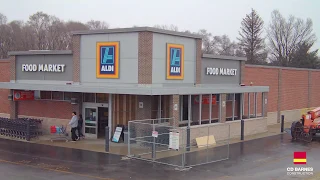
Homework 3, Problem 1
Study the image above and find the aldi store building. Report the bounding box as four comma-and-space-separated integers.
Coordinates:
0, 27, 269, 139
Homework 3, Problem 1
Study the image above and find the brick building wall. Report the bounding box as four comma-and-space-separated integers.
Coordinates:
18, 100, 72, 119
244, 65, 279, 114
138, 32, 153, 84
0, 60, 10, 116
244, 65, 320, 123
72, 35, 81, 83
281, 69, 308, 110
310, 71, 320, 107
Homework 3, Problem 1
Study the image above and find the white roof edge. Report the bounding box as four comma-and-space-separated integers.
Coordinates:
0, 82, 269, 95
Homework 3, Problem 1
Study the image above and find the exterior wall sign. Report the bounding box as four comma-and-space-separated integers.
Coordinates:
166, 43, 184, 80
206, 67, 237, 76
22, 64, 66, 72
96, 42, 120, 79
13, 90, 35, 101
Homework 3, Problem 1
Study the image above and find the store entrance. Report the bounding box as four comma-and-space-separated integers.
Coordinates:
83, 102, 110, 139
97, 107, 108, 138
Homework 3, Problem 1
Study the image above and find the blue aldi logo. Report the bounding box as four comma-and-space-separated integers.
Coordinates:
167, 43, 184, 79
96, 42, 119, 78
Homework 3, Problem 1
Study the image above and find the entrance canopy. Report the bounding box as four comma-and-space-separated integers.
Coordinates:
0, 82, 269, 95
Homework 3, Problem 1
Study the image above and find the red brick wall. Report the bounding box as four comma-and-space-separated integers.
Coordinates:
244, 65, 314, 114
244, 66, 279, 114
281, 69, 308, 110
0, 60, 10, 114
72, 35, 80, 83
18, 100, 72, 120
138, 32, 153, 84
311, 71, 320, 107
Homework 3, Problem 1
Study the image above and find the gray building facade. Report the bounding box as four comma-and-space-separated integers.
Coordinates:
0, 27, 269, 140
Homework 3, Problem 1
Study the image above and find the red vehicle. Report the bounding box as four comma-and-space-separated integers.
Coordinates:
291, 107, 320, 142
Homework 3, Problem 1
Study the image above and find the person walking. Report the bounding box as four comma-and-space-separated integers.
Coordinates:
77, 114, 85, 139
69, 111, 78, 142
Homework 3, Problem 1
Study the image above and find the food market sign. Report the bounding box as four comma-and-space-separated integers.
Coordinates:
22, 64, 66, 72
206, 67, 237, 76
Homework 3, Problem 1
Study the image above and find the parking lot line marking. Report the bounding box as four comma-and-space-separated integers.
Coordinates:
0, 159, 114, 180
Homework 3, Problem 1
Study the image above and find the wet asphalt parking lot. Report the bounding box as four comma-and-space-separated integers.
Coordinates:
0, 131, 319, 180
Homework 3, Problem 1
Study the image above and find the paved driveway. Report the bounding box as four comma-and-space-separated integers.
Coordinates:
0, 132, 319, 180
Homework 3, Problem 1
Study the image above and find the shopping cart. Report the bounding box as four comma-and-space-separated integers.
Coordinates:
50, 124, 69, 142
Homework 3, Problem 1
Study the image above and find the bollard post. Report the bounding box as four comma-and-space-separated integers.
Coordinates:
241, 119, 244, 141
105, 126, 109, 152
26, 119, 30, 141
152, 124, 156, 160
186, 127, 190, 152
281, 115, 284, 133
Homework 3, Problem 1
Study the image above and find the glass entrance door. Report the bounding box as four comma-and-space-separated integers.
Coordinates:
98, 107, 108, 138
84, 107, 97, 138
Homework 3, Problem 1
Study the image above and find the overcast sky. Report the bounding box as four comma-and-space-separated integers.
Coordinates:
1, 0, 319, 50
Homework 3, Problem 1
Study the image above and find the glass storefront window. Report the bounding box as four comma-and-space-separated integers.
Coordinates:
64, 92, 73, 101
96, 93, 108, 103
84, 108, 97, 135
40, 91, 51, 100
83, 93, 95, 103
52, 91, 63, 100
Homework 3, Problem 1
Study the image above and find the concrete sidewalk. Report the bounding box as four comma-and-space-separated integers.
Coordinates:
0, 121, 292, 156
24, 121, 292, 156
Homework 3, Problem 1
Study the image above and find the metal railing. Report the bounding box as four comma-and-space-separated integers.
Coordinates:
127, 118, 230, 169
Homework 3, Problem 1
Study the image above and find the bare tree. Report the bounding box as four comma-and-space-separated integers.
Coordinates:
238, 8, 267, 64
214, 35, 245, 57
47, 16, 68, 50
86, 20, 109, 30
0, 13, 7, 25
154, 24, 179, 31
216, 35, 234, 55
196, 29, 221, 54
267, 10, 317, 66
198, 29, 213, 54
8, 21, 24, 51
0, 11, 113, 57
0, 24, 14, 58
27, 11, 50, 50
65, 21, 89, 49
21, 24, 36, 51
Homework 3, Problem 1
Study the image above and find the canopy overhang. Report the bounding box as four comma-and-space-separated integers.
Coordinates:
0, 82, 269, 95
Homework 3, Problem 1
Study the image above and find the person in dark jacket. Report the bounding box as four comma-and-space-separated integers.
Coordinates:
77, 114, 84, 139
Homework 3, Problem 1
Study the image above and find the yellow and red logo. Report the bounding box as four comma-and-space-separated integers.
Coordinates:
294, 152, 307, 164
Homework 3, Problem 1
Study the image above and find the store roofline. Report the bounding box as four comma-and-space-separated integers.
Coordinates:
202, 54, 247, 61
0, 82, 269, 95
8, 50, 73, 56
71, 26, 203, 39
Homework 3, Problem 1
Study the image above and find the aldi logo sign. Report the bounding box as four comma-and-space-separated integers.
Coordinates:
96, 42, 119, 78
166, 43, 184, 80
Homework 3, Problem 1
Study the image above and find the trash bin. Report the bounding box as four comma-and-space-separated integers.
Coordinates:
123, 130, 128, 144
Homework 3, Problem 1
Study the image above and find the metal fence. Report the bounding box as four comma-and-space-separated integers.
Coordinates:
128, 118, 230, 169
